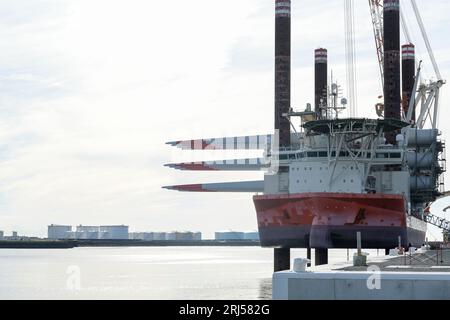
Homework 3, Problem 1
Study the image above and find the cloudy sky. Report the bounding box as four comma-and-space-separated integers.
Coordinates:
0, 0, 449, 239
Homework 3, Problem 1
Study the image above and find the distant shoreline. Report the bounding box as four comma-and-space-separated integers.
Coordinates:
0, 239, 261, 249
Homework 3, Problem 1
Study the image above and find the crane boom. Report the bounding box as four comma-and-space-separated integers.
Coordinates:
345, 0, 358, 117
410, 0, 442, 81
368, 0, 384, 89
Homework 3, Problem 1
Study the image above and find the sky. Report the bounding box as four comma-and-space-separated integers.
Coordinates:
0, 0, 449, 239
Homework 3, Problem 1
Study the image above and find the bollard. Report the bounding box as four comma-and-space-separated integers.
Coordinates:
307, 247, 311, 267
353, 232, 367, 266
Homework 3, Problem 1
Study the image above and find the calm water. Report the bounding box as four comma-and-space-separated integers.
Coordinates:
0, 247, 381, 300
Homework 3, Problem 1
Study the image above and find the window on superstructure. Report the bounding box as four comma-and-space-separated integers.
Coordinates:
319, 151, 328, 157
376, 153, 388, 159
307, 152, 318, 158
390, 153, 401, 159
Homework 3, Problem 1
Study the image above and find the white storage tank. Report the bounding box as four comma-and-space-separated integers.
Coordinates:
215, 230, 245, 241
153, 232, 166, 240
193, 232, 202, 241
76, 225, 100, 233
244, 231, 260, 241
175, 232, 195, 241
99, 225, 129, 240
166, 232, 177, 240
48, 225, 72, 239
142, 232, 154, 241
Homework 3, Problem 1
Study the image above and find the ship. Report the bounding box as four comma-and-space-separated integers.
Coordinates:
164, 0, 446, 252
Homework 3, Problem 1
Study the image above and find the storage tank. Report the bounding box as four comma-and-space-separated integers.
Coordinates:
193, 232, 202, 241
48, 225, 72, 239
99, 225, 129, 240
215, 230, 245, 241
244, 231, 260, 241
175, 232, 196, 241
406, 151, 435, 170
166, 232, 177, 241
153, 232, 166, 241
410, 175, 435, 191
142, 232, 155, 241
406, 129, 438, 147
76, 225, 100, 233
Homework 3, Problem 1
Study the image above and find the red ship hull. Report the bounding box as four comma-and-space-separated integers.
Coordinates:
253, 193, 426, 249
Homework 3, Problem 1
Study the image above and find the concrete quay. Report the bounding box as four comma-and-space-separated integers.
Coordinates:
273, 248, 450, 300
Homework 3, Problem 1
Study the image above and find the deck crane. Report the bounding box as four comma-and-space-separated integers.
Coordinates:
344, 0, 358, 117
398, 1, 448, 235
368, 1, 449, 236
368, 0, 385, 117
369, 1, 445, 126
368, 0, 384, 89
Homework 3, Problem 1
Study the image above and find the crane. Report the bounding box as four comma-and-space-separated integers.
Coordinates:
368, 0, 445, 126
368, 1, 448, 234
369, 0, 444, 84
368, 0, 384, 89
344, 0, 358, 118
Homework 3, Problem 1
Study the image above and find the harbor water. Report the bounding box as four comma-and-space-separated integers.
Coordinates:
0, 247, 383, 299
